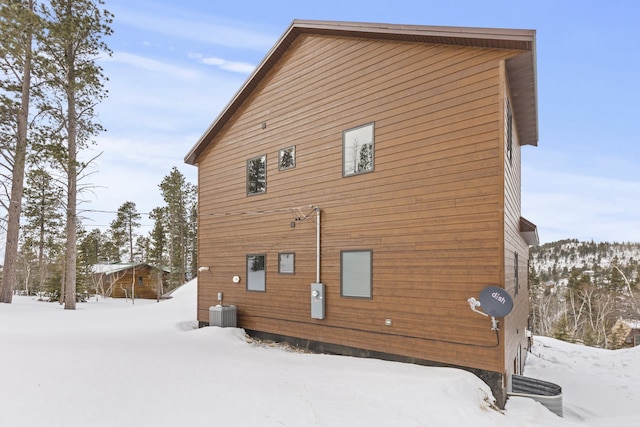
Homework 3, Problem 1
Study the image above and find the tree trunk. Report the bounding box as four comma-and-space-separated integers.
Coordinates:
131, 265, 135, 305
64, 38, 77, 310
156, 271, 162, 302
0, 0, 34, 303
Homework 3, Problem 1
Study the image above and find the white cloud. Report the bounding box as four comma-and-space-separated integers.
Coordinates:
200, 56, 255, 74
102, 51, 202, 80
111, 3, 276, 52
186, 52, 256, 74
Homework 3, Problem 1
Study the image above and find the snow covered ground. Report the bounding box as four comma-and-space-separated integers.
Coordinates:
1, 280, 638, 426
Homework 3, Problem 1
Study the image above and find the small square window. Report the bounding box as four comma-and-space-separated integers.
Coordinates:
247, 254, 266, 292
278, 253, 295, 274
278, 146, 296, 171
343, 123, 374, 176
247, 155, 266, 195
341, 250, 372, 298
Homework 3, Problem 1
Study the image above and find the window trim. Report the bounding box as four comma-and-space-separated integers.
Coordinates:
278, 146, 296, 171
246, 154, 267, 196
340, 249, 373, 299
246, 254, 266, 292
278, 252, 295, 274
342, 122, 375, 177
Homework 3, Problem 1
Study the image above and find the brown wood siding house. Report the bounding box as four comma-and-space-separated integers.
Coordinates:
92, 263, 168, 299
185, 20, 539, 407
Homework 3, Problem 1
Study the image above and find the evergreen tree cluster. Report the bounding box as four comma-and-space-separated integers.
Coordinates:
76, 167, 197, 296
1, 0, 113, 307
529, 239, 640, 349
0, 1, 198, 303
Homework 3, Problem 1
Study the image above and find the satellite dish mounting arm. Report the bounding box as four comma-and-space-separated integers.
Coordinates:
467, 297, 500, 331
467, 297, 486, 316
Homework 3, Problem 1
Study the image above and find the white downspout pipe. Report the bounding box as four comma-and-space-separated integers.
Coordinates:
316, 207, 321, 284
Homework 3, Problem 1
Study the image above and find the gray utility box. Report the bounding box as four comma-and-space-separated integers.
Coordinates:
209, 305, 237, 328
310, 283, 325, 319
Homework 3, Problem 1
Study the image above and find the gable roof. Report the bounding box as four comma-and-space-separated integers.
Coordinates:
185, 20, 537, 165
92, 263, 169, 275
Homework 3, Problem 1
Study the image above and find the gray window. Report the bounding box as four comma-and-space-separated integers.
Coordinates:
278, 252, 295, 274
247, 155, 266, 195
341, 250, 372, 298
343, 123, 374, 176
247, 254, 266, 292
279, 146, 296, 171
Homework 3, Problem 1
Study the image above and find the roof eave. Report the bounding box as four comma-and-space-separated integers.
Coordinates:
506, 37, 538, 147
520, 216, 540, 246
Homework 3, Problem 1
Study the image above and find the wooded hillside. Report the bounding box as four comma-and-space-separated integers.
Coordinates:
529, 239, 640, 348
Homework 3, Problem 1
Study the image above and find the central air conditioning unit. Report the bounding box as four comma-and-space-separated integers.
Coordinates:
209, 305, 237, 328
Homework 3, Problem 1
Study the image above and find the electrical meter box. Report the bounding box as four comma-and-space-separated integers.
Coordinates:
310, 283, 325, 319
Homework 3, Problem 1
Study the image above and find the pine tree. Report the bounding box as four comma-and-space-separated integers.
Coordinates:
148, 206, 167, 267
608, 257, 626, 293
148, 206, 167, 300
78, 228, 102, 266
159, 167, 197, 289
134, 235, 149, 263
110, 201, 141, 263
36, 0, 112, 309
0, 0, 41, 303
78, 228, 115, 295
20, 167, 64, 294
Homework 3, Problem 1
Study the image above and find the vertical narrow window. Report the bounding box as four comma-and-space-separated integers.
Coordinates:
341, 250, 372, 298
246, 254, 266, 292
506, 99, 513, 165
514, 251, 519, 296
137, 276, 143, 286
278, 146, 296, 171
247, 155, 266, 195
278, 253, 295, 274
343, 123, 374, 176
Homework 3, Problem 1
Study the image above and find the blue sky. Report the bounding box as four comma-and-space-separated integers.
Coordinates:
85, 0, 640, 244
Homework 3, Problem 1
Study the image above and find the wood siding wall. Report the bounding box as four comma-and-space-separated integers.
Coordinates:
197, 34, 526, 374
501, 64, 532, 379
110, 266, 163, 299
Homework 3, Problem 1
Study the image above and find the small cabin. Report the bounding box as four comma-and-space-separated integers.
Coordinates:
91, 263, 168, 299
185, 20, 539, 407
613, 319, 640, 348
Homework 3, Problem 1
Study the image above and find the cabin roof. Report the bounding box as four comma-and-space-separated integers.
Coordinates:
185, 19, 538, 165
92, 263, 168, 275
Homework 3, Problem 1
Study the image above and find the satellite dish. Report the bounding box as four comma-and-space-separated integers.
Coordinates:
477, 286, 513, 317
